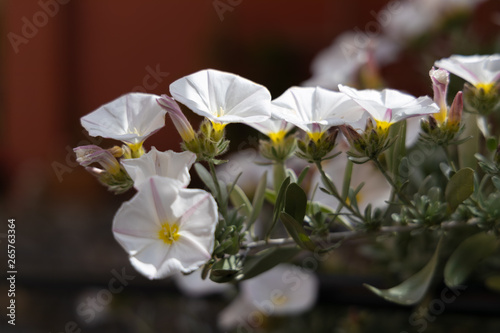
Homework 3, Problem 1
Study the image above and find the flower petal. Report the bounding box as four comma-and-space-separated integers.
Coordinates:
170, 69, 272, 124
81, 93, 166, 144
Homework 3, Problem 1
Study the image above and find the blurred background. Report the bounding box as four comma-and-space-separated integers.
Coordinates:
1, 0, 500, 332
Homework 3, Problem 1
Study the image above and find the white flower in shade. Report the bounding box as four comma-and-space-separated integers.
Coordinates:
338, 84, 439, 133
218, 264, 318, 331
81, 93, 166, 154
272, 86, 365, 142
169, 69, 272, 132
311, 145, 392, 213
434, 54, 500, 92
303, 32, 400, 90
246, 117, 295, 143
120, 147, 196, 188
174, 269, 233, 298
112, 176, 218, 279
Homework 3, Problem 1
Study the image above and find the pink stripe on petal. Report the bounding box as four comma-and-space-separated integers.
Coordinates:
150, 178, 168, 223
179, 193, 211, 225
383, 108, 392, 122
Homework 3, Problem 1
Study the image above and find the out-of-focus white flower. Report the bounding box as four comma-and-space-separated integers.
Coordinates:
81, 93, 166, 154
434, 54, 500, 92
218, 264, 318, 331
247, 117, 295, 144
112, 176, 218, 279
303, 32, 400, 90
272, 86, 365, 142
311, 145, 392, 212
338, 84, 439, 133
382, 0, 486, 42
120, 147, 196, 188
174, 269, 234, 298
169, 69, 272, 132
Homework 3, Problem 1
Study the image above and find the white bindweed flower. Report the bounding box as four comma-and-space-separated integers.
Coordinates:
303, 32, 400, 90
338, 84, 439, 133
81, 93, 166, 156
120, 147, 196, 188
169, 69, 272, 132
434, 54, 500, 92
112, 176, 218, 279
218, 264, 318, 331
247, 117, 295, 143
272, 86, 365, 142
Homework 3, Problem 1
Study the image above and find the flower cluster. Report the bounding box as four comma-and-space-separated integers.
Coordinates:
74, 54, 500, 320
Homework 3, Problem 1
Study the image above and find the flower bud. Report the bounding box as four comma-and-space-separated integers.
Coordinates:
429, 67, 450, 124
448, 91, 463, 127
157, 95, 196, 143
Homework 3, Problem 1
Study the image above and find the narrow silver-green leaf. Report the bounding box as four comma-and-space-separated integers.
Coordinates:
266, 177, 291, 239
364, 239, 442, 305
194, 163, 217, 194
284, 183, 307, 223
249, 171, 267, 225
445, 167, 474, 211
240, 246, 300, 281
229, 184, 252, 219
280, 212, 316, 251
444, 232, 498, 287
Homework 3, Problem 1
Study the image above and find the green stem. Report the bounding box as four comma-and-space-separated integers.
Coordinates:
373, 158, 414, 207
273, 160, 287, 193
208, 160, 228, 218
458, 112, 479, 169
315, 160, 366, 224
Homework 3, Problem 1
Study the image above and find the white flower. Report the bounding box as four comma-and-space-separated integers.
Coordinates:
112, 176, 218, 279
81, 93, 166, 152
246, 117, 295, 143
120, 147, 196, 188
338, 84, 439, 132
311, 145, 392, 213
434, 54, 500, 91
272, 86, 365, 141
303, 32, 400, 90
218, 264, 318, 331
169, 69, 272, 131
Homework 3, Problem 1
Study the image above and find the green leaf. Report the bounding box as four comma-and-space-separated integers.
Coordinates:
284, 183, 307, 223
249, 171, 267, 226
194, 163, 217, 194
444, 232, 498, 287
240, 246, 300, 281
297, 166, 310, 186
492, 176, 500, 191
229, 184, 252, 219
266, 177, 291, 239
364, 239, 442, 305
280, 212, 317, 251
486, 136, 498, 152
445, 167, 474, 211
209, 256, 240, 283
265, 188, 277, 205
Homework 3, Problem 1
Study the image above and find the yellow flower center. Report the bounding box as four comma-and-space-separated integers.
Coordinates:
211, 121, 227, 133
307, 131, 324, 142
271, 293, 288, 306
475, 82, 495, 94
434, 106, 448, 125
375, 120, 392, 134
346, 193, 363, 206
268, 130, 287, 143
158, 223, 180, 245
126, 141, 145, 158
